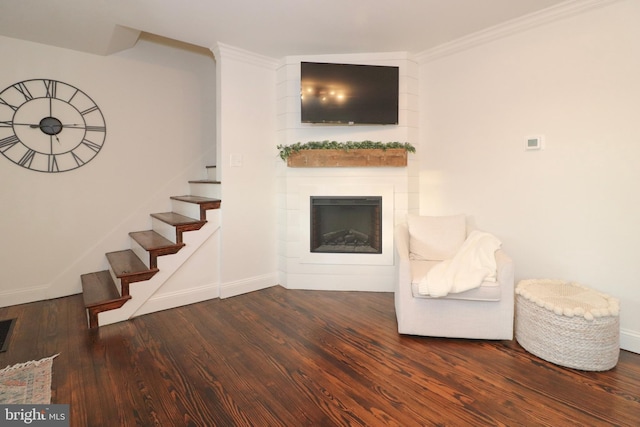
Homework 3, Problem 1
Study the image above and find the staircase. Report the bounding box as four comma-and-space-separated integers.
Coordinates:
81, 165, 221, 328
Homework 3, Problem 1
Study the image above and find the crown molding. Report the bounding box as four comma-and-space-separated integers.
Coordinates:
211, 42, 280, 70
414, 0, 622, 64
285, 50, 411, 64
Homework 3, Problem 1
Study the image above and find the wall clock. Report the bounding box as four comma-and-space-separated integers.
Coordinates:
0, 78, 106, 173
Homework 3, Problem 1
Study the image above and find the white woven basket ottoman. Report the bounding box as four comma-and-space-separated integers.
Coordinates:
515, 279, 620, 371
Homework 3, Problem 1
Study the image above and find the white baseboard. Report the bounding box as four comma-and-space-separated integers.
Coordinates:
220, 273, 278, 299
284, 273, 394, 292
133, 282, 220, 317
0, 285, 51, 308
621, 328, 640, 354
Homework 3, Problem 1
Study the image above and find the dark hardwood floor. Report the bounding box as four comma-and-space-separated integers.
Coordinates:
1, 286, 638, 426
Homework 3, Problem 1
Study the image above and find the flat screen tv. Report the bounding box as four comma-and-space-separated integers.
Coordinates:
300, 62, 399, 125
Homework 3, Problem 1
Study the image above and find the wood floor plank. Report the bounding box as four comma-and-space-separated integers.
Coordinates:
155, 307, 290, 426
1, 286, 639, 426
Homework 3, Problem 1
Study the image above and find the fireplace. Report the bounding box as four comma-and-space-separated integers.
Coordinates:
310, 196, 382, 254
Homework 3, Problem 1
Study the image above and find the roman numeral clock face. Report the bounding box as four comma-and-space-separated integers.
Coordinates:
0, 79, 106, 172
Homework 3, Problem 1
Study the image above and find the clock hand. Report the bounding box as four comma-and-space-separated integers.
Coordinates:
47, 130, 60, 144
0, 122, 45, 127
60, 124, 85, 128
29, 123, 85, 129
0, 121, 39, 127
1, 121, 85, 128
42, 125, 61, 142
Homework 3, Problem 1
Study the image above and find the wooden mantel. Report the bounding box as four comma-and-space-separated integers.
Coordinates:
286, 148, 407, 168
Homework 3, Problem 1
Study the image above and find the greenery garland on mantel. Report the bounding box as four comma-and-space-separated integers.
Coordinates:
277, 140, 416, 161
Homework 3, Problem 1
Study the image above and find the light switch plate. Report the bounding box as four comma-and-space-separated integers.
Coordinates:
525, 135, 544, 150
230, 153, 243, 167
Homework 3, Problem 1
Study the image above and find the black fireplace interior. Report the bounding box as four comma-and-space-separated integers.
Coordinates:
310, 196, 382, 253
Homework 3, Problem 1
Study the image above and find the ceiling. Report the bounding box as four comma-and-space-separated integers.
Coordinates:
0, 0, 573, 57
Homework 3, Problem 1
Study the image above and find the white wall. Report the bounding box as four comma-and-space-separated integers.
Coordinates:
212, 44, 280, 298
0, 34, 216, 306
418, 0, 640, 352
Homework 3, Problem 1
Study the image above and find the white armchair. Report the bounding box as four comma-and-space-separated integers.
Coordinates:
394, 215, 514, 340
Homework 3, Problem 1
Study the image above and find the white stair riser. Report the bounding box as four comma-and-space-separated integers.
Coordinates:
189, 182, 221, 199
152, 218, 179, 243
130, 239, 151, 269
171, 199, 201, 219
206, 166, 217, 181
108, 268, 121, 296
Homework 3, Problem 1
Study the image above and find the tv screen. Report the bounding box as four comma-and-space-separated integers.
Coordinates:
301, 62, 399, 125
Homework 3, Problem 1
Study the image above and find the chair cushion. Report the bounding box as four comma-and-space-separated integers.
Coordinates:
407, 214, 466, 261
409, 259, 501, 301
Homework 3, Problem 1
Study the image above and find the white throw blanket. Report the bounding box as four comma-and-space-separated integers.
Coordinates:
418, 230, 501, 297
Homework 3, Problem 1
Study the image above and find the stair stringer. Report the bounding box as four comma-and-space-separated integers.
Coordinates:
97, 209, 221, 327
133, 225, 220, 318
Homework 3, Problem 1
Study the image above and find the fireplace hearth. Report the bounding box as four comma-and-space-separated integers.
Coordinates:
310, 196, 382, 253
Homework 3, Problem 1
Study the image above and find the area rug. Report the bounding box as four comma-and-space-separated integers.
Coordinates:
0, 354, 58, 404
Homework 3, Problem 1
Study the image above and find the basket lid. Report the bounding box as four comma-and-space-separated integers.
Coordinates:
516, 279, 619, 320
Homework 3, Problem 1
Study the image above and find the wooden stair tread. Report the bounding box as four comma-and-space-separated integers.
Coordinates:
129, 230, 184, 268
170, 196, 221, 221
150, 212, 205, 226
81, 270, 130, 308
188, 179, 221, 184
106, 249, 158, 278
81, 270, 132, 328
129, 230, 184, 251
170, 195, 221, 207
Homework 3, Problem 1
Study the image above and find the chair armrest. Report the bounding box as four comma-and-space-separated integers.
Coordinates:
394, 223, 410, 261
495, 249, 515, 292
394, 224, 412, 297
